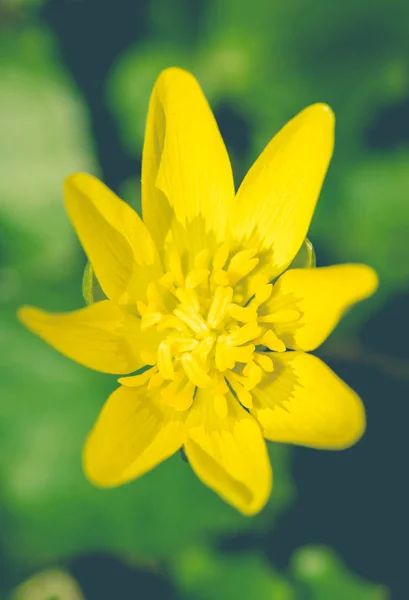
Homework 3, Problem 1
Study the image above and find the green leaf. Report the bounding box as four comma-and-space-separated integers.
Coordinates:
0, 25, 98, 280
11, 569, 84, 600
171, 546, 295, 600
291, 546, 389, 600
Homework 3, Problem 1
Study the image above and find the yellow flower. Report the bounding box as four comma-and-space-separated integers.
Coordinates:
18, 68, 378, 515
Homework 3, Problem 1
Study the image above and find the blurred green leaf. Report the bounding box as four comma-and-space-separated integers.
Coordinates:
171, 546, 295, 600
11, 568, 84, 600
291, 546, 389, 600
0, 25, 98, 281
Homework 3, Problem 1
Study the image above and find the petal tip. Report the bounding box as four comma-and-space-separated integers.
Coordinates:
17, 305, 39, 328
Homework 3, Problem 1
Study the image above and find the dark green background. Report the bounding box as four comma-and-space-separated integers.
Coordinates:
1, 0, 408, 598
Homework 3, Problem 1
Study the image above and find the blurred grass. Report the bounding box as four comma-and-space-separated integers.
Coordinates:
1, 0, 407, 597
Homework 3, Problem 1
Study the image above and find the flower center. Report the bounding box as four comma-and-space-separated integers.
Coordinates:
126, 244, 300, 414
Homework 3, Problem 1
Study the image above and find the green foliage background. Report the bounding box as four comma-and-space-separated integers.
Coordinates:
1, 0, 407, 598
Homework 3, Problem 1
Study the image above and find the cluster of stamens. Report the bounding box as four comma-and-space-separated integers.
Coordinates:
123, 245, 300, 415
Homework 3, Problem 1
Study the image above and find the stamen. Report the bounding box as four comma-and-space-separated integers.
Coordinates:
242, 361, 263, 390
174, 307, 209, 337
140, 311, 162, 331
185, 268, 209, 289
171, 337, 199, 353
261, 330, 286, 352
211, 269, 229, 287
228, 303, 257, 323
254, 284, 273, 306
227, 249, 259, 285
215, 337, 235, 371
196, 335, 216, 361
161, 376, 194, 411
157, 314, 186, 332
212, 243, 230, 271
245, 272, 269, 300
207, 286, 234, 329
175, 287, 200, 313
136, 300, 148, 316
157, 340, 175, 380
168, 248, 185, 286
254, 353, 274, 372
146, 282, 164, 309
231, 344, 255, 364
225, 322, 261, 346
148, 371, 165, 390
181, 352, 212, 388
194, 249, 210, 270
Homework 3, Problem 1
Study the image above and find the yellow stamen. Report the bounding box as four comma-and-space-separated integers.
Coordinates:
174, 307, 209, 337
213, 243, 230, 271
161, 376, 194, 411
215, 336, 234, 371
157, 340, 175, 380
185, 268, 209, 289
228, 303, 258, 323
207, 286, 234, 329
140, 311, 162, 331
171, 337, 199, 353
181, 352, 212, 388
225, 322, 261, 346
168, 248, 184, 286
175, 287, 200, 313
196, 335, 216, 361
148, 372, 165, 390
231, 344, 255, 364
254, 353, 274, 372
211, 269, 229, 287
254, 284, 273, 306
146, 282, 164, 309
227, 249, 259, 285
242, 361, 263, 390
261, 330, 286, 352
157, 314, 186, 332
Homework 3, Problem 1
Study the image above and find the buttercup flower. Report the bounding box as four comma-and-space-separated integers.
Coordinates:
18, 68, 378, 515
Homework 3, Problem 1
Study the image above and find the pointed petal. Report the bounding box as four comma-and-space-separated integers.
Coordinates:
18, 301, 157, 374
141, 67, 235, 252
252, 352, 366, 450
266, 264, 378, 351
232, 104, 334, 278
185, 390, 272, 515
64, 173, 162, 301
84, 385, 186, 486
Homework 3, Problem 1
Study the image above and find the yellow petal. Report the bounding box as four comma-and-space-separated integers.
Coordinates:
64, 173, 162, 301
18, 301, 156, 374
185, 390, 272, 515
232, 104, 334, 279
141, 67, 235, 252
252, 352, 366, 450
84, 386, 186, 486
267, 264, 378, 351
